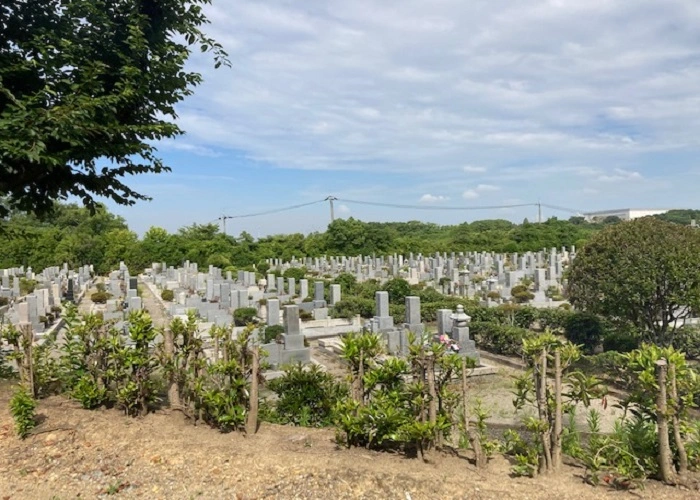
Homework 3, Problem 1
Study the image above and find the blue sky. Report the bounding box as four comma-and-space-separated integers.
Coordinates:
107, 0, 700, 236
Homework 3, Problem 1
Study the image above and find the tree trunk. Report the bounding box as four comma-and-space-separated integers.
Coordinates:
462, 356, 484, 468
426, 353, 437, 425
358, 348, 365, 407
246, 347, 260, 435
21, 324, 35, 397
536, 348, 552, 473
163, 328, 181, 408
669, 363, 688, 474
552, 349, 563, 470
655, 359, 676, 484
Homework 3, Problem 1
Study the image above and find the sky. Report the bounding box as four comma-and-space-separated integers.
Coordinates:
106, 0, 700, 237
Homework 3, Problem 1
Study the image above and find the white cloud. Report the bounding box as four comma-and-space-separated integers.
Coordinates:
145, 0, 700, 226
476, 184, 500, 192
419, 194, 450, 203
337, 204, 351, 214
597, 168, 644, 182
463, 165, 487, 173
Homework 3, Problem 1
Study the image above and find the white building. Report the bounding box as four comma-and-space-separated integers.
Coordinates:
583, 208, 670, 222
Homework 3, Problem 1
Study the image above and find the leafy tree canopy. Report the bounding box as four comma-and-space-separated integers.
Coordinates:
0, 0, 227, 219
568, 217, 700, 346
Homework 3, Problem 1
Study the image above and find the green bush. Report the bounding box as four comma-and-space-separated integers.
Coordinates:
267, 363, 347, 427
72, 374, 109, 409
283, 267, 306, 280
262, 325, 285, 344
331, 297, 375, 319
383, 278, 411, 304
299, 310, 313, 321
536, 307, 572, 332
564, 312, 605, 354
470, 322, 534, 356
603, 331, 640, 353
10, 386, 36, 439
90, 291, 110, 304
161, 289, 175, 301
233, 307, 258, 326
510, 285, 534, 303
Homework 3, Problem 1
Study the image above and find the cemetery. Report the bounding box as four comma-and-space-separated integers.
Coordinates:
2, 218, 700, 498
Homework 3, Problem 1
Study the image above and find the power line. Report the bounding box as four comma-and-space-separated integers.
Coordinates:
222, 199, 327, 220
336, 198, 538, 211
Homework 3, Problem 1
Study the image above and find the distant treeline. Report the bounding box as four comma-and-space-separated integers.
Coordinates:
1, 203, 697, 275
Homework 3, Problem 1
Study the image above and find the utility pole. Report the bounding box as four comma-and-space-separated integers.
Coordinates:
325, 196, 337, 223
218, 215, 232, 235
537, 201, 542, 224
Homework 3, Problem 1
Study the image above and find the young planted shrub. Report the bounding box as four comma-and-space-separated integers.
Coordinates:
91, 291, 110, 304
193, 325, 262, 432
113, 311, 160, 416
10, 386, 36, 439
610, 345, 700, 484
335, 332, 458, 458
61, 307, 117, 409
159, 311, 205, 416
267, 363, 347, 427
512, 332, 605, 474
161, 289, 175, 302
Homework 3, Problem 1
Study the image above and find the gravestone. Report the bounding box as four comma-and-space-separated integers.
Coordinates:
330, 284, 341, 306
267, 299, 280, 326
404, 296, 423, 335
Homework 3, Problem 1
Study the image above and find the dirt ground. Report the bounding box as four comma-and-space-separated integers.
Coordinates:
1, 382, 697, 500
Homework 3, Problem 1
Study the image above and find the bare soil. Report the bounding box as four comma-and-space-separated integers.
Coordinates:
1, 382, 697, 500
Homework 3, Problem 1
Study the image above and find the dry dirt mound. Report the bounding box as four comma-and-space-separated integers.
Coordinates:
0, 387, 696, 499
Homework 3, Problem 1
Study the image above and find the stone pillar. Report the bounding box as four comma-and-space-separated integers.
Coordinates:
330, 284, 341, 305
314, 281, 325, 301
436, 309, 453, 336
276, 276, 285, 295
299, 279, 308, 299
267, 299, 280, 326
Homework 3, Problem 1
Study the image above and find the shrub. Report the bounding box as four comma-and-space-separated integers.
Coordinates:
267, 363, 347, 427
486, 291, 501, 300
19, 278, 37, 295
95, 282, 106, 293
233, 307, 258, 326
299, 310, 313, 321
91, 291, 110, 304
383, 278, 411, 304
564, 312, 605, 354
536, 307, 571, 332
603, 331, 640, 353
262, 325, 285, 344
510, 285, 534, 303
470, 322, 534, 356
331, 298, 375, 319
161, 289, 175, 301
283, 267, 306, 280
10, 386, 36, 439
0, 297, 8, 307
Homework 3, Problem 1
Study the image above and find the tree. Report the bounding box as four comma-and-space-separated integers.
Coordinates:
568, 218, 700, 346
0, 0, 228, 219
